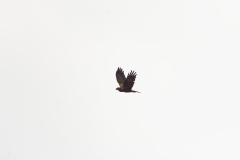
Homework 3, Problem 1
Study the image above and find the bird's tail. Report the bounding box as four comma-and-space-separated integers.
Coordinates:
132, 90, 140, 93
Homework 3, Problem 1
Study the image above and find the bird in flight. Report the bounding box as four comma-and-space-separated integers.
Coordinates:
115, 67, 140, 93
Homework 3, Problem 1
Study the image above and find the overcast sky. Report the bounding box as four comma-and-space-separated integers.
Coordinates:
0, 0, 240, 160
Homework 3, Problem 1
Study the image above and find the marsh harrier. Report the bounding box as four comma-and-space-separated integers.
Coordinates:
116, 67, 139, 93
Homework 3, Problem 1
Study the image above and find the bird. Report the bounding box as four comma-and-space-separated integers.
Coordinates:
115, 67, 140, 93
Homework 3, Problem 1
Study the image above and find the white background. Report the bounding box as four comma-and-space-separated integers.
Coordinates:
0, 0, 240, 160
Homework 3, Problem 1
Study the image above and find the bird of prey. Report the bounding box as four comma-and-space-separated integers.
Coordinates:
115, 67, 140, 93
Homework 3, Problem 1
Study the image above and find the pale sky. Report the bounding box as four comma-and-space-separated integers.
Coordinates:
0, 0, 240, 160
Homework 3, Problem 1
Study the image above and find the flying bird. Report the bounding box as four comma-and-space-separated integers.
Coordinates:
115, 67, 140, 93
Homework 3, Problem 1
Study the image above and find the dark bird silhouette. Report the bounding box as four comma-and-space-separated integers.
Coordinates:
116, 67, 140, 93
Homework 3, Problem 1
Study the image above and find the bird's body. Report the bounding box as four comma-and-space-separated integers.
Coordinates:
115, 67, 140, 93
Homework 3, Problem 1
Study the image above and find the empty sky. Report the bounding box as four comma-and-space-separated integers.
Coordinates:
0, 0, 240, 160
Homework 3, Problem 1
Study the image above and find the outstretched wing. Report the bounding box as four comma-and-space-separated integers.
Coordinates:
116, 67, 126, 89
125, 70, 137, 90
